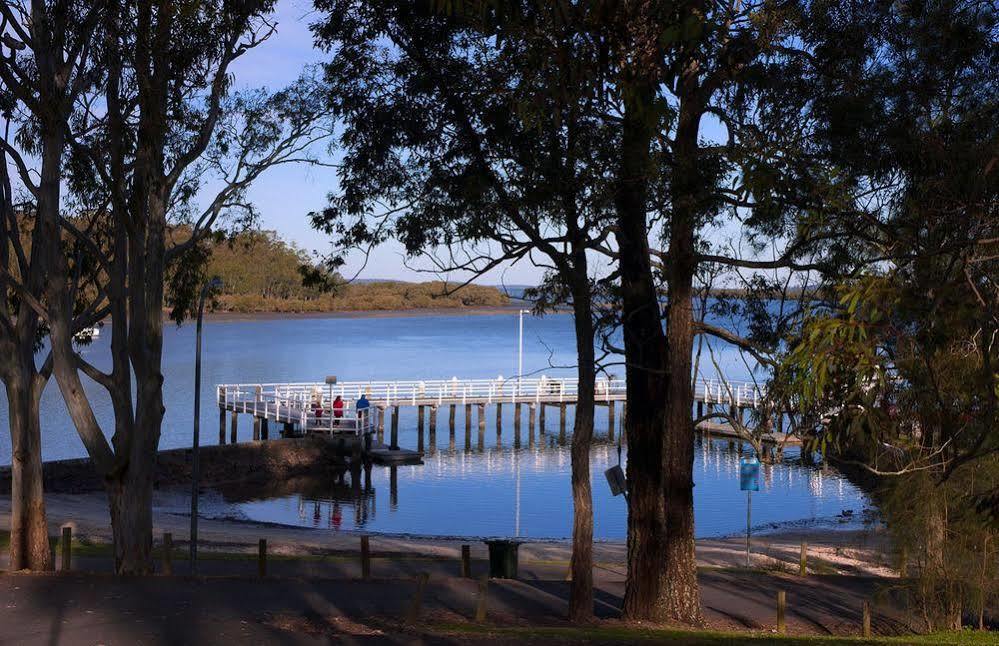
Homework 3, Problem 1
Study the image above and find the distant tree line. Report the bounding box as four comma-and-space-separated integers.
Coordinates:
166, 227, 510, 312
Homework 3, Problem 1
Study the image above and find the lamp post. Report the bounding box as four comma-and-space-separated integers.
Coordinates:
190, 277, 222, 574
517, 308, 528, 395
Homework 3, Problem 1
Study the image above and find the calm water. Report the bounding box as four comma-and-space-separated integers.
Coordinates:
0, 310, 870, 539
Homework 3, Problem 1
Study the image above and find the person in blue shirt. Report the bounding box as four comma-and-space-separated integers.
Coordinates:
355, 393, 371, 431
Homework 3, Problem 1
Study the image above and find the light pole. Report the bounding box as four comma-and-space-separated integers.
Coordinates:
517, 308, 528, 395
191, 277, 222, 574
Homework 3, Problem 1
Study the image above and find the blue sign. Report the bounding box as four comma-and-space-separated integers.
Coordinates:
739, 457, 760, 491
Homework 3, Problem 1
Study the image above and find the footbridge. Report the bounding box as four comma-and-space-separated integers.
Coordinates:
216, 376, 767, 459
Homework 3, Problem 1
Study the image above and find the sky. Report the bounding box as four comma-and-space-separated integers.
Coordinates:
226, 0, 550, 286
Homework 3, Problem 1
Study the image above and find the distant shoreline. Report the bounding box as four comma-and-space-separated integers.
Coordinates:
198, 302, 546, 323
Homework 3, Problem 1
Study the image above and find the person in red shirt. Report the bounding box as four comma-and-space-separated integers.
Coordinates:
332, 395, 344, 426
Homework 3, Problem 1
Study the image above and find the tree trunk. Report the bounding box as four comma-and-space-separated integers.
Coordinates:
616, 84, 671, 622
659, 100, 704, 625
6, 377, 52, 571
106, 451, 156, 574
568, 286, 596, 623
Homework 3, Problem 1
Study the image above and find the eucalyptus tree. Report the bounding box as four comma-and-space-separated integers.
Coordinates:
310, 2, 620, 621
0, 0, 105, 571
780, 0, 998, 628
42, 0, 332, 573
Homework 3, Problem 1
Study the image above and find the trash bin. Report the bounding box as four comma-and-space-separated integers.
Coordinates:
484, 539, 520, 579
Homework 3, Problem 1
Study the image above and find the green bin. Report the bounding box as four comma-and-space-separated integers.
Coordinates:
484, 539, 520, 579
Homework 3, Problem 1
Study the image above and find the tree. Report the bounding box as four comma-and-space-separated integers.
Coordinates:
311, 1, 620, 620
0, 0, 105, 571
780, 0, 998, 628
38, 0, 331, 573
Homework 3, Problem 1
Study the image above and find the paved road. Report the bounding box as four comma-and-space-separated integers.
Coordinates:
0, 569, 914, 645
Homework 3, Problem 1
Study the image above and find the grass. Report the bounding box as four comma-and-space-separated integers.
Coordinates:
429, 623, 996, 645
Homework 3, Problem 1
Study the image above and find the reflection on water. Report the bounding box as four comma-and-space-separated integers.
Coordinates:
196, 430, 870, 540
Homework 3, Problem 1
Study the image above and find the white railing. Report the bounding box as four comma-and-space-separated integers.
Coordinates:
217, 376, 764, 411
217, 384, 375, 436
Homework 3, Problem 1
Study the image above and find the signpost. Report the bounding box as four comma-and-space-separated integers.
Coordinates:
739, 456, 760, 568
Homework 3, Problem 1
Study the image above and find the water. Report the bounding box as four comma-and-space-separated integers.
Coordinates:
0, 310, 869, 539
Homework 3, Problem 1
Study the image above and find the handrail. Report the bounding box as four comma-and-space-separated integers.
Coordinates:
216, 375, 764, 409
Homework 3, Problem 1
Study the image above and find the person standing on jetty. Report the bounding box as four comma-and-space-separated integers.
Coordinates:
355, 393, 370, 427
332, 395, 344, 426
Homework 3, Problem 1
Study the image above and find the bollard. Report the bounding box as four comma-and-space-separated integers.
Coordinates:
60, 526, 72, 572
162, 532, 173, 575
258, 539, 267, 578
405, 572, 430, 625
461, 544, 471, 578
800, 541, 808, 576
475, 574, 489, 623
862, 599, 871, 637
361, 535, 371, 579
776, 590, 786, 634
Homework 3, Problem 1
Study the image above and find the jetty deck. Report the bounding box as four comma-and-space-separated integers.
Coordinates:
215, 376, 784, 461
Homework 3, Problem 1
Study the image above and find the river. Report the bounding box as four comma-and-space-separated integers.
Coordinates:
0, 309, 870, 539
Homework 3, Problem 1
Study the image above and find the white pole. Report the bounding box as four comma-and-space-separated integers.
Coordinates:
517, 309, 525, 396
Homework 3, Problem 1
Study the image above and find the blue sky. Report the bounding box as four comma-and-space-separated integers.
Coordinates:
227, 0, 551, 286
220, 1, 743, 288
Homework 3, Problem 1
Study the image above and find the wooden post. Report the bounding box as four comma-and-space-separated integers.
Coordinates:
464, 403, 472, 450
405, 572, 430, 624
559, 404, 567, 443
697, 400, 704, 418
390, 406, 400, 450
429, 405, 438, 441
253, 417, 261, 441
477, 404, 486, 451
475, 575, 489, 623
162, 532, 173, 575
607, 401, 616, 440
538, 404, 546, 432
449, 404, 456, 452
230, 411, 238, 444
528, 404, 536, 437
60, 526, 72, 572
361, 535, 371, 579
417, 405, 425, 434
862, 600, 871, 638
514, 403, 522, 433
258, 539, 267, 577
260, 418, 269, 441
376, 407, 385, 443
219, 408, 226, 445
799, 541, 808, 576
461, 544, 471, 578
495, 403, 502, 436
776, 590, 786, 634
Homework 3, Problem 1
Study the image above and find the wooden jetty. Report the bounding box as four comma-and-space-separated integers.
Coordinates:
216, 376, 774, 462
